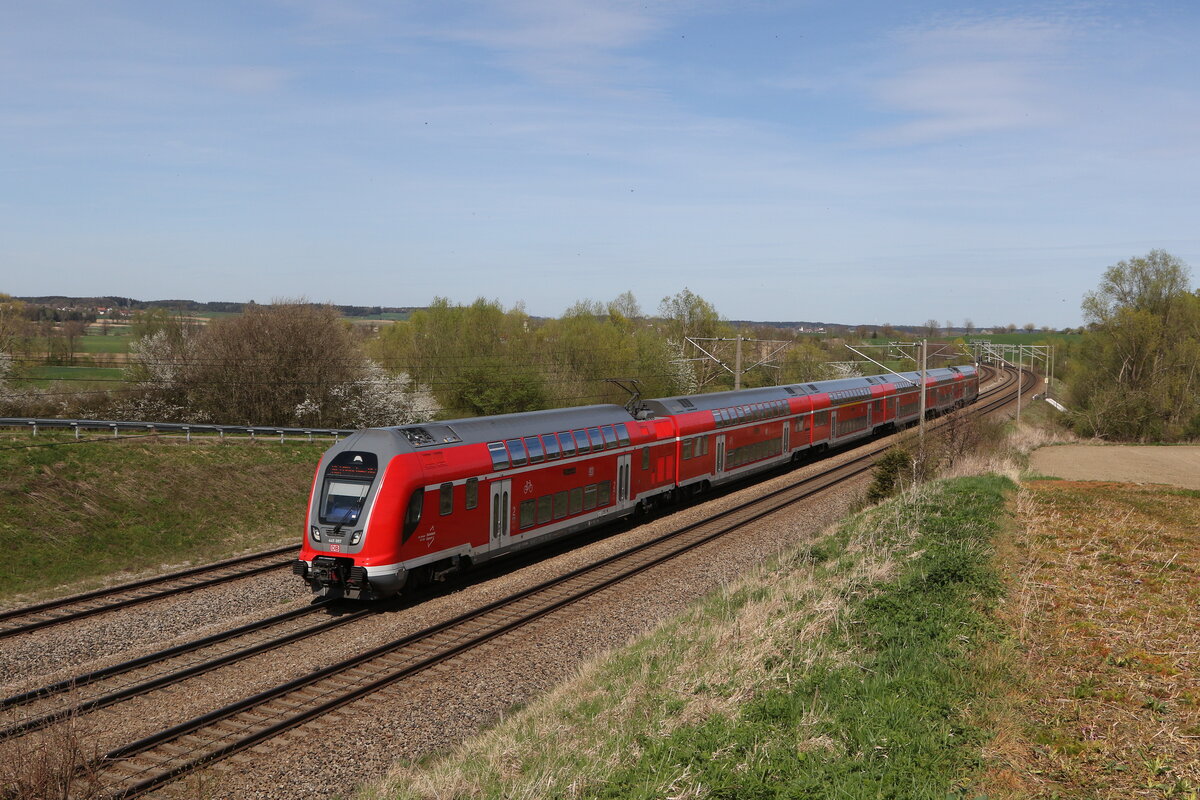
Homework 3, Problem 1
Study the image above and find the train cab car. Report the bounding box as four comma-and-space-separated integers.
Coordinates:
295, 405, 672, 600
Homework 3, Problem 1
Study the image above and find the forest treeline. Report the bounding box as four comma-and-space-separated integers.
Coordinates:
0, 289, 867, 428
8, 252, 1195, 442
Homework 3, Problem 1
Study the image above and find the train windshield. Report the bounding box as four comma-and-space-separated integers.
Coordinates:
319, 451, 379, 525
321, 480, 371, 525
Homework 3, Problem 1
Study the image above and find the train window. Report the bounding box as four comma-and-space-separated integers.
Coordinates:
699, 436, 709, 456
465, 478, 478, 510
814, 411, 829, 426
642, 446, 650, 470
506, 438, 528, 467
601, 425, 617, 449
519, 500, 536, 529
401, 489, 424, 543
682, 439, 694, 460
713, 409, 724, 426
583, 484, 598, 511
795, 416, 807, 432
537, 495, 553, 524
526, 436, 545, 463
487, 442, 509, 471
587, 427, 604, 450
615, 423, 631, 446
558, 432, 577, 457
439, 482, 453, 516
598, 481, 611, 506
543, 434, 561, 460
553, 491, 568, 519
569, 487, 583, 514
572, 430, 590, 454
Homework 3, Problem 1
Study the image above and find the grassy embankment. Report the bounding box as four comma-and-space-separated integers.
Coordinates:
364, 475, 1015, 800
0, 431, 327, 604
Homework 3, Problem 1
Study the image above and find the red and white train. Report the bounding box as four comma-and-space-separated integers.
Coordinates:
295, 366, 978, 599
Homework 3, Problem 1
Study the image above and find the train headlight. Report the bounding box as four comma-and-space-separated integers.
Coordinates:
311, 526, 322, 542
350, 530, 363, 545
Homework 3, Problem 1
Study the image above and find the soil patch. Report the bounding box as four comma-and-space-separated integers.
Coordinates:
1029, 445, 1200, 490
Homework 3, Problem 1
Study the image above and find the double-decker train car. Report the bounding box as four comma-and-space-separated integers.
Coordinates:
295, 365, 978, 599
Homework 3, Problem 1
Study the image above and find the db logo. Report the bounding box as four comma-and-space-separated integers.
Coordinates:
329, 544, 341, 552
523, 480, 534, 495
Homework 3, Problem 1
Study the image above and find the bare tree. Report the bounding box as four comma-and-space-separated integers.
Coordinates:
62, 320, 87, 365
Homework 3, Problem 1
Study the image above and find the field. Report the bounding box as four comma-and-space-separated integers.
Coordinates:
78, 330, 134, 353
980, 480, 1200, 797
25, 365, 124, 382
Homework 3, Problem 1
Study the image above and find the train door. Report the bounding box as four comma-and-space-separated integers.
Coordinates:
489, 479, 512, 551
617, 453, 632, 505
715, 435, 726, 478
782, 421, 790, 455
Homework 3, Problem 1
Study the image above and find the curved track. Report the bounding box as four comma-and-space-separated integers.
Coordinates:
53, 366, 1030, 799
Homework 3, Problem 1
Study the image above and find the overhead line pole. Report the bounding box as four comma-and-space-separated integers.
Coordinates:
734, 337, 743, 390
919, 339, 927, 441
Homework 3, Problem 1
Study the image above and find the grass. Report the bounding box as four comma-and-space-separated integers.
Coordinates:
977, 481, 1200, 798
23, 365, 125, 383
77, 333, 134, 354
0, 431, 326, 603
362, 475, 1015, 800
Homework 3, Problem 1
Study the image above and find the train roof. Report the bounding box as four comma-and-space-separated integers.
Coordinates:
370, 404, 637, 451
641, 366, 975, 416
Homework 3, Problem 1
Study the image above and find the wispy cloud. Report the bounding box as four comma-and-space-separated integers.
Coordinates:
213, 66, 293, 94
866, 16, 1076, 144
431, 0, 669, 88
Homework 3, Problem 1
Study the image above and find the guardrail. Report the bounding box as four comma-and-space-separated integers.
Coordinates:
0, 417, 357, 442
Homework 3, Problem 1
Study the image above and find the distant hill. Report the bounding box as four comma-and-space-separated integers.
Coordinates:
17, 296, 420, 318
17, 297, 1035, 334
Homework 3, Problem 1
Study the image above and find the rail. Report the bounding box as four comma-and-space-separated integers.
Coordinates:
0, 416, 355, 441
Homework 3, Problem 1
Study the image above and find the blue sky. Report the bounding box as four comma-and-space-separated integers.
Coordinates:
2, 1, 1197, 328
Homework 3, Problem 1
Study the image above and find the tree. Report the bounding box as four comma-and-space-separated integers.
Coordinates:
124, 301, 439, 427
62, 320, 87, 365
369, 297, 547, 417
963, 318, 974, 335
1068, 250, 1200, 440
781, 339, 837, 383
657, 289, 734, 390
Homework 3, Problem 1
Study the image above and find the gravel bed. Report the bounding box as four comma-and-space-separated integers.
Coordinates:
134, 451, 872, 800
0, 566, 308, 696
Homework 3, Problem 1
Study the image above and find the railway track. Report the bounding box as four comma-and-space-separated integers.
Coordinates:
0, 545, 297, 640
0, 601, 372, 741
51, 366, 1028, 799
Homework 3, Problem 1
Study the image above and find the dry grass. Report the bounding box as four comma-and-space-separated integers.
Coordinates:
0, 712, 102, 800
978, 481, 1200, 798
